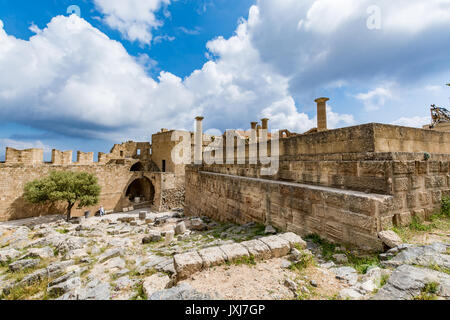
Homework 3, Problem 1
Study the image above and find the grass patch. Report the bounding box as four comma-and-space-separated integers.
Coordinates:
289, 252, 315, 272
294, 283, 316, 301
380, 274, 390, 287
55, 229, 69, 235
252, 224, 267, 237
391, 211, 450, 243
130, 282, 148, 300
427, 263, 450, 275
227, 255, 257, 267
130, 267, 157, 279
305, 234, 336, 261
346, 253, 380, 274
409, 216, 432, 232
305, 234, 379, 274
414, 282, 440, 300
1, 279, 50, 300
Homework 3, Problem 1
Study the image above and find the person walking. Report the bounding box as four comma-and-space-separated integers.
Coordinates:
99, 206, 105, 217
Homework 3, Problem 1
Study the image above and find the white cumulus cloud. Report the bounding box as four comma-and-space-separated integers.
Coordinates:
93, 0, 171, 45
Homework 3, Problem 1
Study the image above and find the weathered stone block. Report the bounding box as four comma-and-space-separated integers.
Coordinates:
412, 209, 426, 222
143, 273, 171, 297
394, 212, 412, 227
278, 232, 307, 249
393, 161, 415, 174
240, 239, 272, 260
259, 236, 291, 258
416, 161, 428, 174
431, 190, 442, 204
174, 251, 203, 280
198, 247, 227, 268
219, 243, 249, 262
378, 230, 402, 248
394, 177, 409, 192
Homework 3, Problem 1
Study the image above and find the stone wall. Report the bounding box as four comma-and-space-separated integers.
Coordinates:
99, 141, 152, 163
0, 161, 181, 222
280, 123, 450, 156
185, 167, 390, 251
184, 123, 450, 251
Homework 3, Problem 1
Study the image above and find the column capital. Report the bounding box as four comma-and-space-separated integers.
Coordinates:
314, 97, 330, 103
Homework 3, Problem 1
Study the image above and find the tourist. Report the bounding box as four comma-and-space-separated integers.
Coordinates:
99, 206, 105, 217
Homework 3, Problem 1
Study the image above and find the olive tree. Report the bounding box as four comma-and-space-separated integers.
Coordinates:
24, 171, 101, 221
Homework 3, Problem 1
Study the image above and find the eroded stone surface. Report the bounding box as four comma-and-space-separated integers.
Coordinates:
378, 230, 403, 249
219, 243, 250, 262
174, 251, 204, 280
198, 247, 227, 268
382, 243, 450, 269
373, 265, 450, 300
259, 236, 291, 258
241, 239, 272, 260
278, 233, 307, 250
143, 273, 171, 297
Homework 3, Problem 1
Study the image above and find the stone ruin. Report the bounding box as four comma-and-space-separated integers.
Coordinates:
1, 97, 449, 252
0, 131, 192, 221
184, 99, 450, 251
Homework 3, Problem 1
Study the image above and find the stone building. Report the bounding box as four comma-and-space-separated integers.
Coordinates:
184, 99, 450, 251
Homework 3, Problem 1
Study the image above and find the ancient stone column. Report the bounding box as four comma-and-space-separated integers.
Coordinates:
194, 116, 204, 165
250, 122, 258, 164
315, 97, 329, 132
261, 118, 269, 130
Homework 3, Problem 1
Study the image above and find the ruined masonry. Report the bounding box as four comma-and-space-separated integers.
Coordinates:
0, 130, 197, 221
184, 99, 450, 251
1, 98, 450, 251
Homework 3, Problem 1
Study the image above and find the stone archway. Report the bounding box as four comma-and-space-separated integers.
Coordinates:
125, 177, 155, 204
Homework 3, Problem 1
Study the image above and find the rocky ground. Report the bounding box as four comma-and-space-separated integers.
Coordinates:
0, 209, 448, 300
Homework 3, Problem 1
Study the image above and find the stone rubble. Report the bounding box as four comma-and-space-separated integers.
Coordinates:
0, 210, 448, 301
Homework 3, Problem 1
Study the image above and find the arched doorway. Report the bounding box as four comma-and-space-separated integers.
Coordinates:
125, 177, 155, 204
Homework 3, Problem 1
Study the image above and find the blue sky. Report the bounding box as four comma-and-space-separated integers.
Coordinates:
0, 0, 449, 161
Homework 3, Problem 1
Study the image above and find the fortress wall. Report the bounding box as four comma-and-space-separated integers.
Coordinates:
280, 124, 376, 156
185, 160, 449, 250
0, 161, 180, 221
0, 163, 131, 221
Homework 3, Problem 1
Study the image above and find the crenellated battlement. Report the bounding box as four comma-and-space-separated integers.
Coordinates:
5, 147, 44, 165
1, 140, 154, 167
51, 149, 73, 165
76, 151, 94, 165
